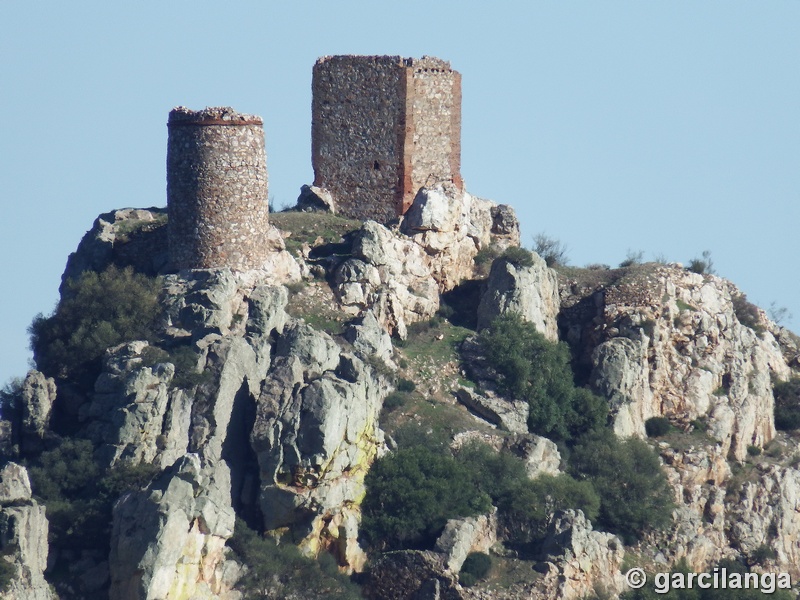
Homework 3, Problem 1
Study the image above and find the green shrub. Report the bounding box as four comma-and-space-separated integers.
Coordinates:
731, 293, 764, 334
499, 246, 535, 268
27, 438, 158, 552
750, 544, 777, 566
382, 391, 407, 413
569, 429, 674, 543
396, 378, 416, 393
746, 445, 762, 457
29, 265, 161, 385
228, 518, 361, 599
687, 250, 715, 275
532, 233, 569, 267
644, 416, 672, 438
0, 555, 14, 593
499, 473, 600, 544
361, 446, 492, 551
459, 552, 492, 586
773, 378, 800, 431
477, 313, 607, 441
619, 250, 644, 268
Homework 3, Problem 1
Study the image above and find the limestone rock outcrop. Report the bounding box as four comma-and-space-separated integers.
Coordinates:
477, 252, 560, 341
251, 321, 390, 571
0, 463, 54, 600
560, 265, 791, 461
434, 511, 497, 574
537, 510, 626, 600
99, 267, 388, 597
333, 183, 520, 337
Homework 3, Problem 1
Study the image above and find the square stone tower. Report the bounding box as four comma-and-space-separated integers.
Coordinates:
311, 55, 463, 222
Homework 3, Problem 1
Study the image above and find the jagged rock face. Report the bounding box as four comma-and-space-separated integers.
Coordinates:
477, 254, 560, 341
251, 321, 390, 572
61, 207, 301, 285
0, 463, 53, 600
98, 268, 388, 597
560, 265, 791, 461
728, 464, 800, 579
333, 184, 520, 337
109, 455, 238, 600
333, 220, 440, 338
536, 510, 626, 600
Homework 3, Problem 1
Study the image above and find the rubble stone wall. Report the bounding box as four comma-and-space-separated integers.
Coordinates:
167, 106, 270, 271
312, 55, 462, 221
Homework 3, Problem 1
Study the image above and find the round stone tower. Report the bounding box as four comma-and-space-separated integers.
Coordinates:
167, 106, 270, 271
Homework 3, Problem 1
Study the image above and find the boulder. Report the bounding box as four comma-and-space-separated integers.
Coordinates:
297, 184, 337, 213
477, 253, 560, 341
454, 386, 529, 434
434, 510, 497, 573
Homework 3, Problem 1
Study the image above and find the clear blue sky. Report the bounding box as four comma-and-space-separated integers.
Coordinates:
2, 2, 798, 386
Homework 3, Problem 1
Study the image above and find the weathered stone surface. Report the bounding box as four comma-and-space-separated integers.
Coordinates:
333, 220, 440, 337
363, 550, 463, 600
0, 463, 53, 600
297, 184, 337, 213
20, 371, 55, 444
109, 455, 236, 600
252, 321, 389, 571
83, 343, 176, 467
728, 464, 800, 579
505, 434, 562, 478
454, 386, 528, 434
434, 510, 497, 573
344, 310, 395, 367
60, 207, 169, 288
537, 510, 626, 600
0, 463, 32, 505
477, 253, 559, 341
560, 265, 791, 461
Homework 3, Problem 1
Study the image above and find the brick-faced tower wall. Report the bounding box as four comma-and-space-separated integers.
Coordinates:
167, 106, 270, 271
311, 55, 462, 222
402, 57, 463, 213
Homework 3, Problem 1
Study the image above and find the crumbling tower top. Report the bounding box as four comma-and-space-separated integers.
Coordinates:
167, 106, 270, 271
311, 55, 462, 222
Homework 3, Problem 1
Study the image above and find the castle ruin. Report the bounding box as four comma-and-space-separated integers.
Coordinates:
167, 106, 270, 271
312, 55, 463, 222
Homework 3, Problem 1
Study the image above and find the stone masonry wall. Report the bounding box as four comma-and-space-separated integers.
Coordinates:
167, 106, 270, 271
402, 56, 463, 213
312, 55, 462, 222
312, 56, 406, 222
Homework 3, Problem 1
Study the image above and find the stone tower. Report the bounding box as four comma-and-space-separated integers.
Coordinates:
311, 55, 463, 222
167, 106, 270, 271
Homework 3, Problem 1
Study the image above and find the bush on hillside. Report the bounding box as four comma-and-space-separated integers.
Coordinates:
360, 446, 492, 551
459, 552, 492, 587
569, 429, 674, 543
499, 246, 535, 269
644, 416, 672, 438
29, 265, 161, 386
774, 377, 800, 431
477, 313, 607, 441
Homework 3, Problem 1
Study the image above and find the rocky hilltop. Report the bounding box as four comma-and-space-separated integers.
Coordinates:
1, 183, 799, 600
